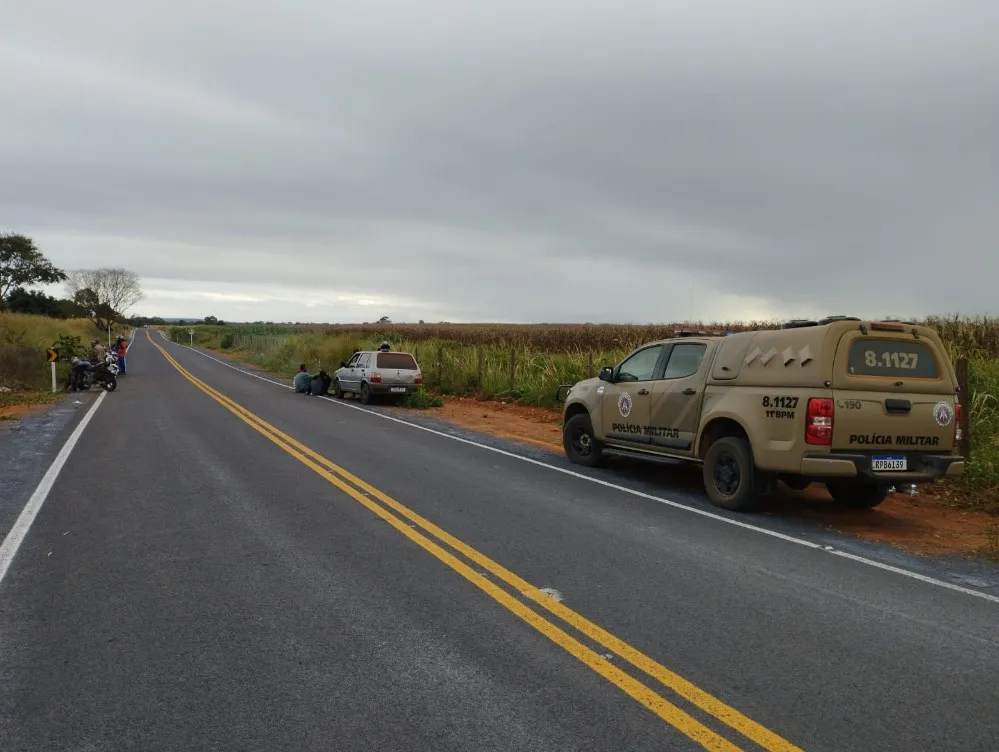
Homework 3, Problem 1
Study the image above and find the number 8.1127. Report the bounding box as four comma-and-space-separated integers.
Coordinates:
761, 396, 799, 408
865, 350, 918, 369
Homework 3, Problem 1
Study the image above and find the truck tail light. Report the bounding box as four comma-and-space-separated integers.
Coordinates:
371, 371, 382, 383
954, 401, 963, 447
805, 398, 834, 445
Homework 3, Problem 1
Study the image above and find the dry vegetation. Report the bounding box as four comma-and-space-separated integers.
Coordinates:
0, 313, 113, 416
301, 315, 999, 356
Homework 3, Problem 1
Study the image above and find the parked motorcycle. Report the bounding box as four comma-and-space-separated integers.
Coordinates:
103, 349, 120, 376
66, 356, 117, 393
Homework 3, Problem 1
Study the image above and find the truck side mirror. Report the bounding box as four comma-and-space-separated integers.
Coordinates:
598, 367, 614, 383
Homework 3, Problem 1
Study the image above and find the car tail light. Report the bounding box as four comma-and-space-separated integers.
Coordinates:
371, 372, 382, 383
414, 373, 422, 385
954, 401, 963, 447
806, 398, 834, 445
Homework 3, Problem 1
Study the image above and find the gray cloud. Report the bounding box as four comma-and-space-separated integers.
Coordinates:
2, 0, 997, 323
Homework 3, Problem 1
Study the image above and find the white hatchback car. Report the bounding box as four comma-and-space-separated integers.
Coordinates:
333, 349, 423, 404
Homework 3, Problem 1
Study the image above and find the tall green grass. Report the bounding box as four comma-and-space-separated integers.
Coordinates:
170, 325, 630, 405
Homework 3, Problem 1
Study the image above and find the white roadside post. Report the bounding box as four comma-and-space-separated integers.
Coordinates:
189, 328, 194, 347
47, 348, 58, 393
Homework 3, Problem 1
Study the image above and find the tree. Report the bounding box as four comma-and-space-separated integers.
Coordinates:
6, 287, 62, 316
0, 232, 68, 310
378, 315, 391, 323
66, 267, 143, 332
57, 297, 91, 319
5, 286, 90, 319
204, 315, 218, 324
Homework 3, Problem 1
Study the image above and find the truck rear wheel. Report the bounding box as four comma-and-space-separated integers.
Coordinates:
563, 413, 603, 467
703, 436, 760, 512
826, 481, 888, 509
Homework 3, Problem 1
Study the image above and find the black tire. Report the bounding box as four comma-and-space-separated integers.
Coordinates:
333, 379, 343, 399
359, 382, 372, 405
826, 481, 888, 509
101, 376, 117, 393
703, 436, 760, 512
563, 413, 603, 467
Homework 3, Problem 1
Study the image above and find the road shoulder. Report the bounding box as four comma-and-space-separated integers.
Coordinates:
401, 396, 999, 562
0, 391, 102, 540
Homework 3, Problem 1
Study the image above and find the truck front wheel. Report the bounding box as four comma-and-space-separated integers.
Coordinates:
703, 436, 760, 512
563, 413, 603, 467
826, 481, 888, 509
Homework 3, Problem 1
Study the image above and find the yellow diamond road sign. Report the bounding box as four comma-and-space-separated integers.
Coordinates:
47, 348, 58, 363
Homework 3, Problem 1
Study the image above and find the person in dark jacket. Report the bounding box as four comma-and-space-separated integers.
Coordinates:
310, 370, 331, 396
65, 357, 92, 391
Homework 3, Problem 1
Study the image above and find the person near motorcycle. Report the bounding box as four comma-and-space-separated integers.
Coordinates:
115, 336, 128, 375
92, 339, 106, 365
66, 356, 92, 391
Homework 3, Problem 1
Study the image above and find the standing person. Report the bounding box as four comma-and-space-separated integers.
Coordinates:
91, 339, 106, 365
115, 336, 128, 375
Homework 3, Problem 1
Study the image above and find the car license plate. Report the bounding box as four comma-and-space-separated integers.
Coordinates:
390, 386, 406, 393
872, 455, 906, 471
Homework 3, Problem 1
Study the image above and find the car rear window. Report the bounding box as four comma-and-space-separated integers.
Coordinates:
846, 339, 940, 379
377, 352, 418, 370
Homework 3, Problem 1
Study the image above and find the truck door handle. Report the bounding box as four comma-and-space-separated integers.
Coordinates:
637, 388, 650, 395
682, 388, 697, 395
885, 398, 911, 414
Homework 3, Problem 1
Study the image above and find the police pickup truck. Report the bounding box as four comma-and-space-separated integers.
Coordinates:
555, 317, 964, 512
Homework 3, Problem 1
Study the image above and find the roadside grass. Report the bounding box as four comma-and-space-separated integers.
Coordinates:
0, 313, 108, 407
167, 325, 630, 406
402, 390, 444, 409
940, 348, 999, 514
167, 320, 999, 512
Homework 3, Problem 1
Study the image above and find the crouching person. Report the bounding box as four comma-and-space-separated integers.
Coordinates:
293, 364, 313, 394
310, 370, 331, 396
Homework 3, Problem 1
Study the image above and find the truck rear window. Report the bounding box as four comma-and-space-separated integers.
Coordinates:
377, 352, 418, 370
846, 339, 939, 379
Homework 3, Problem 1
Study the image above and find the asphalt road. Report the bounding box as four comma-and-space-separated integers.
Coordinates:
1, 331, 998, 751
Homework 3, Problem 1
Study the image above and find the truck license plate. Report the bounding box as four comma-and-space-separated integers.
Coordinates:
390, 386, 407, 393
872, 456, 906, 471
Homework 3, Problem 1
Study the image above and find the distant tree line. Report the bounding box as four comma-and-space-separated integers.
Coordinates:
1, 230, 146, 329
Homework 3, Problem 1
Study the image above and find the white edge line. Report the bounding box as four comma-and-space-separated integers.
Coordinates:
158, 332, 999, 606
0, 391, 108, 585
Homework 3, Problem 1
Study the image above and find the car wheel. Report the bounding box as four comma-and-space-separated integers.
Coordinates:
563, 413, 603, 467
359, 382, 372, 405
703, 436, 760, 512
826, 481, 888, 509
333, 379, 343, 399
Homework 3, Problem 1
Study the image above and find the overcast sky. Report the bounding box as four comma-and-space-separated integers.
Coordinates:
2, 1, 996, 324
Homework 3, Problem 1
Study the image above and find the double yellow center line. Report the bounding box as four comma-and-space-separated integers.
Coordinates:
149, 334, 802, 752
